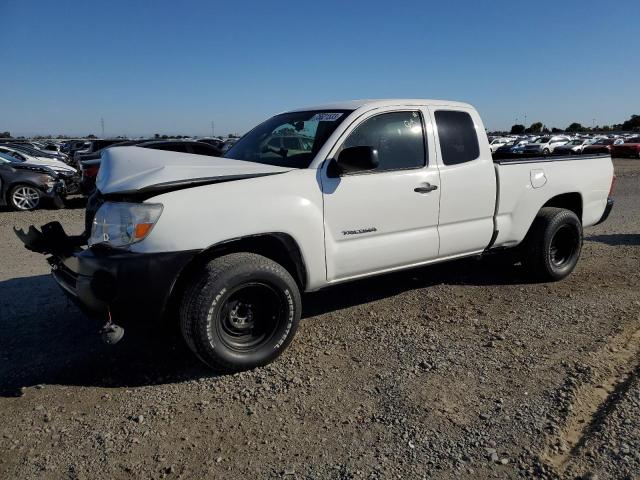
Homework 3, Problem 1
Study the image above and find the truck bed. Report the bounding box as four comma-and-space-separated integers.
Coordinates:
491, 153, 613, 249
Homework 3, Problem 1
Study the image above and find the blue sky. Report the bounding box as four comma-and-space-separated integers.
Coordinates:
2, 0, 638, 136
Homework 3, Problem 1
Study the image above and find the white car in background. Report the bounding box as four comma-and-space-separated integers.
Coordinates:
489, 137, 511, 153
522, 136, 570, 156
0, 146, 77, 176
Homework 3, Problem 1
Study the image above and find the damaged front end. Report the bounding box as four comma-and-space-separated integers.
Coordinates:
13, 195, 127, 343
12, 146, 288, 342
14, 191, 196, 345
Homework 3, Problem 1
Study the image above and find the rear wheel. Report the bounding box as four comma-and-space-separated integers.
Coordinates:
9, 184, 41, 211
542, 148, 550, 156
179, 253, 301, 372
523, 207, 582, 281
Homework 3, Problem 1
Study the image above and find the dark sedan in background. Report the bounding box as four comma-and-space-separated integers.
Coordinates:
0, 152, 65, 210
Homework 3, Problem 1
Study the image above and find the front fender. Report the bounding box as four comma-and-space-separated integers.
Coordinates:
131, 169, 327, 290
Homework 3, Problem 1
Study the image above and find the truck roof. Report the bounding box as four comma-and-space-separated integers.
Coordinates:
286, 99, 474, 113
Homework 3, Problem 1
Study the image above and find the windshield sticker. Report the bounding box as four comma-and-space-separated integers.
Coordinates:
310, 113, 343, 122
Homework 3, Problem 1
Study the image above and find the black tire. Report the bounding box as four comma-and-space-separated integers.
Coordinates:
8, 184, 41, 211
179, 253, 301, 372
542, 148, 550, 156
523, 207, 582, 281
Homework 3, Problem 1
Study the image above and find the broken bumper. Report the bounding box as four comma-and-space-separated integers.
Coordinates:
49, 248, 197, 322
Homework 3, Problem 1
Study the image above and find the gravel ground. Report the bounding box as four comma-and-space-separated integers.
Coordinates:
0, 159, 638, 479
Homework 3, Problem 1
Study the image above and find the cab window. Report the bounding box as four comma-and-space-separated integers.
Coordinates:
341, 111, 426, 172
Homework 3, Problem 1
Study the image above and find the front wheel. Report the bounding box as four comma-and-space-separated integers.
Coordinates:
179, 253, 301, 372
522, 207, 582, 281
542, 148, 550, 156
9, 184, 41, 211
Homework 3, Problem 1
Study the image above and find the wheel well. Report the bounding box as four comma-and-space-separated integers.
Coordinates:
179, 232, 307, 288
542, 192, 582, 221
162, 233, 308, 325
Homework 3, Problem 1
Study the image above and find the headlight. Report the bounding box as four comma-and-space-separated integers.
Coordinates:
89, 202, 163, 248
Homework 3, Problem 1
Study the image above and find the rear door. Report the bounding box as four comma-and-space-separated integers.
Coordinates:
430, 107, 496, 256
321, 107, 441, 281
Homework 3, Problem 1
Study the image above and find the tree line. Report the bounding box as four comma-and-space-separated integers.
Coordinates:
509, 114, 640, 135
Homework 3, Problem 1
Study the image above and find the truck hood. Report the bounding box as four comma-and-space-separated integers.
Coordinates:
96, 146, 293, 195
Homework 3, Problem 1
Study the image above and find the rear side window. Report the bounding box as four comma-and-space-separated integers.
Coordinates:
435, 110, 479, 165
342, 111, 426, 172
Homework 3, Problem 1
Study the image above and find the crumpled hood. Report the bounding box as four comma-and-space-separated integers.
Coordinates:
96, 146, 293, 195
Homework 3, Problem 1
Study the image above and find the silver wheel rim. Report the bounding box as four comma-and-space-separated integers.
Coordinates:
12, 186, 40, 210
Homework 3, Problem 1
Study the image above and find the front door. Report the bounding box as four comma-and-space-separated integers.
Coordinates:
321, 108, 441, 282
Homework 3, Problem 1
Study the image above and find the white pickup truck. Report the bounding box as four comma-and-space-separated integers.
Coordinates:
17, 99, 615, 372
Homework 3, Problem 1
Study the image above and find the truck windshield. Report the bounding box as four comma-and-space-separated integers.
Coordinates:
224, 110, 352, 168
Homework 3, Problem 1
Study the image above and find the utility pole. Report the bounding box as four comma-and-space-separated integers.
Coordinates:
524, 114, 527, 126
101, 117, 105, 138
211, 121, 215, 138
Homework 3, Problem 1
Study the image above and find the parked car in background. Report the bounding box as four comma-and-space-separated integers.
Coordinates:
553, 139, 591, 155
489, 137, 511, 153
41, 142, 63, 153
76, 140, 147, 165
0, 146, 80, 194
0, 146, 77, 175
137, 140, 222, 156
221, 137, 239, 153
0, 142, 70, 163
611, 137, 640, 158
0, 152, 65, 210
62, 140, 90, 158
522, 136, 570, 156
492, 139, 529, 159
582, 138, 624, 155
198, 138, 226, 150
72, 139, 130, 167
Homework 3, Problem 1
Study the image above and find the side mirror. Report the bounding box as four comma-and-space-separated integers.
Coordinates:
333, 146, 379, 175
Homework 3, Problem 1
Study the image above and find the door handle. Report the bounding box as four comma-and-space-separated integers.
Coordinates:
414, 183, 438, 193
